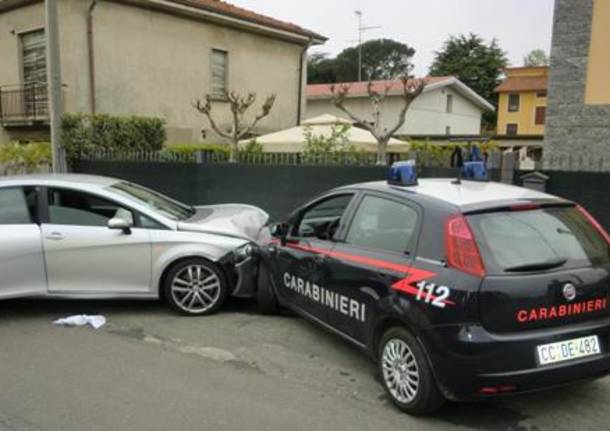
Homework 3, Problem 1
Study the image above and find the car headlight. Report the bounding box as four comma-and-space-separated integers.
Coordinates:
234, 244, 256, 262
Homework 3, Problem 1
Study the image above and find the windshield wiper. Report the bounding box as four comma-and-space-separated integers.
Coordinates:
504, 258, 567, 273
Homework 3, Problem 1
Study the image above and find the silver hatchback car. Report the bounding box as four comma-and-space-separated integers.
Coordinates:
0, 174, 269, 315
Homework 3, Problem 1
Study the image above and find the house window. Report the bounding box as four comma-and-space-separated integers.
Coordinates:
21, 30, 46, 85
445, 126, 451, 135
446, 94, 453, 113
506, 123, 518, 136
508, 94, 520, 112
536, 91, 547, 98
535, 106, 546, 125
211, 49, 228, 98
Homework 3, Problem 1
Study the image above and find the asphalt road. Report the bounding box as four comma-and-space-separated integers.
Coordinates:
0, 298, 608, 431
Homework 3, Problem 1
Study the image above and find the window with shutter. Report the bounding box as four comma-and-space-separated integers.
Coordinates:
211, 49, 228, 99
446, 94, 453, 113
20, 30, 48, 116
508, 94, 520, 112
506, 123, 519, 136
21, 30, 47, 85
535, 106, 546, 125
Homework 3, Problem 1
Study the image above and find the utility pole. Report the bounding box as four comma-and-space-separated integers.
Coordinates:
354, 9, 381, 82
45, 0, 66, 172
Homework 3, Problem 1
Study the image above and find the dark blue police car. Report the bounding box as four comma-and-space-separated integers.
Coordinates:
256, 162, 610, 414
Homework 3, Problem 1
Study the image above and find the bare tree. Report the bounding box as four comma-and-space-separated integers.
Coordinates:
331, 76, 426, 165
194, 91, 276, 162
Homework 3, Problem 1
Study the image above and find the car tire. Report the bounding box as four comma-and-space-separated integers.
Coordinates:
378, 327, 445, 415
163, 258, 228, 316
256, 262, 279, 315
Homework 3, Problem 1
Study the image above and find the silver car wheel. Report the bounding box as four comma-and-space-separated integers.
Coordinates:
381, 339, 420, 404
170, 264, 221, 314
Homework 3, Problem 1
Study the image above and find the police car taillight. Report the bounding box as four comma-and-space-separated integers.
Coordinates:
577, 205, 610, 245
445, 215, 486, 278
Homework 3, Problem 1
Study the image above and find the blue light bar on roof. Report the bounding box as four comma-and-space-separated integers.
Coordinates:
387, 160, 418, 186
462, 161, 488, 181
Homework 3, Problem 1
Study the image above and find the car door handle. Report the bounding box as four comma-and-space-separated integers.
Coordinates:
45, 232, 64, 241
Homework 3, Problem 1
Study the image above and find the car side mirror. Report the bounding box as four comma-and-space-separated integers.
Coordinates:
271, 222, 290, 245
108, 217, 132, 234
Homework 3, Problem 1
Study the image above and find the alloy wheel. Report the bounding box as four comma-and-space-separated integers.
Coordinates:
381, 338, 420, 403
170, 264, 221, 314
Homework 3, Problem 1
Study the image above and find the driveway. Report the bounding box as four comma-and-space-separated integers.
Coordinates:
0, 298, 607, 431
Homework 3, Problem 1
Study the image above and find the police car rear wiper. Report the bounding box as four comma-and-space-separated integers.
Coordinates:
504, 258, 567, 273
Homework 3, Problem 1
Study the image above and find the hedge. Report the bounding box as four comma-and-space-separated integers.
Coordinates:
61, 113, 166, 158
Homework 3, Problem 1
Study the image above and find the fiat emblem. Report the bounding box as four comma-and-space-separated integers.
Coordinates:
563, 283, 577, 302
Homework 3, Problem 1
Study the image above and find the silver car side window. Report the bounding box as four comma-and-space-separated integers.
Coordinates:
0, 188, 32, 224
47, 188, 134, 227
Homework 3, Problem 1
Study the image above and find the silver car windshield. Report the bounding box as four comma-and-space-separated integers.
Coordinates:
109, 182, 194, 221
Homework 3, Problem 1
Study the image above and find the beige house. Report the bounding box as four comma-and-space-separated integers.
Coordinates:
0, 0, 325, 144
306, 77, 494, 138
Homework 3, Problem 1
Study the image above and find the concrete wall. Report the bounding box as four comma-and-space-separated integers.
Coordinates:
306, 86, 484, 136
545, 0, 610, 170
1, 0, 305, 144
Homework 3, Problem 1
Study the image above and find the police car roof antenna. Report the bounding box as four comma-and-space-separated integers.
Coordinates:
450, 146, 464, 185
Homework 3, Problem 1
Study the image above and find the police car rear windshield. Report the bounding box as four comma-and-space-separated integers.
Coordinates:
467, 206, 610, 274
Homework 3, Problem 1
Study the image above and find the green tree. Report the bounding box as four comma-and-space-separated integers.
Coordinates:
307, 53, 338, 84
335, 39, 416, 82
523, 49, 549, 67
307, 39, 416, 84
429, 34, 508, 127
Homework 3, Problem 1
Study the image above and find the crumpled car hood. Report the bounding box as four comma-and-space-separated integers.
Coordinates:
177, 204, 271, 244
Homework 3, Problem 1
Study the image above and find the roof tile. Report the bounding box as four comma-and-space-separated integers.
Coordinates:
307, 77, 452, 98
494, 76, 548, 93
168, 0, 326, 41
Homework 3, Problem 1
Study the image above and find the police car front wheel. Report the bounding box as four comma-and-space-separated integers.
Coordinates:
379, 327, 444, 415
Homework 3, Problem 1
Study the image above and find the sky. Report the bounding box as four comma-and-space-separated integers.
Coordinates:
230, 0, 556, 76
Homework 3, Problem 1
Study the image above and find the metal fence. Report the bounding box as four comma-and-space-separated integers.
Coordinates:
80, 150, 414, 166
0, 83, 49, 122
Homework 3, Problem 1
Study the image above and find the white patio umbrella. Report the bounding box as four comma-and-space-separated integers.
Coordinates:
241, 114, 409, 153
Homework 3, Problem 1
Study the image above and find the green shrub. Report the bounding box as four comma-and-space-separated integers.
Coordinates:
161, 141, 263, 161
241, 139, 263, 154
302, 124, 363, 155
0, 142, 52, 173
61, 113, 166, 158
408, 140, 499, 167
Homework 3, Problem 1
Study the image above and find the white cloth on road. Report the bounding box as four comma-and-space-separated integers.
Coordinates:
53, 315, 106, 329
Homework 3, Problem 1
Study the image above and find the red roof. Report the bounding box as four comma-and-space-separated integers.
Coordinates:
494, 76, 548, 93
168, 0, 326, 41
307, 77, 453, 99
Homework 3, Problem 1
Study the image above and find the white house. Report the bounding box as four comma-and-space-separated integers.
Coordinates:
306, 77, 494, 137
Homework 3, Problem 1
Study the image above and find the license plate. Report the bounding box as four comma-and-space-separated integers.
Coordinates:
537, 335, 601, 366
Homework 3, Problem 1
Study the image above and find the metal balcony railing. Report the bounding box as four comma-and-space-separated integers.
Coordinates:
0, 83, 49, 123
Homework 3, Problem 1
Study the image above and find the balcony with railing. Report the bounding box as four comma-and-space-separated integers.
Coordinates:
0, 83, 49, 126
